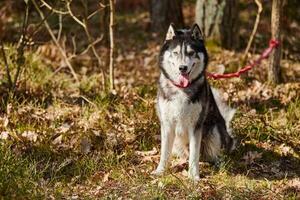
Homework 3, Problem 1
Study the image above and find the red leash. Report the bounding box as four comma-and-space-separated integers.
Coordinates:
206, 39, 280, 79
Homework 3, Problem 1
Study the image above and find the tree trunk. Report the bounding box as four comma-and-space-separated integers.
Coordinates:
150, 0, 184, 33
268, 0, 282, 84
99, 0, 110, 47
109, 0, 115, 91
195, 0, 238, 49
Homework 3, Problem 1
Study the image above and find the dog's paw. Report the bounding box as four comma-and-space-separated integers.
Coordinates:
151, 168, 165, 176
188, 174, 200, 182
188, 170, 200, 182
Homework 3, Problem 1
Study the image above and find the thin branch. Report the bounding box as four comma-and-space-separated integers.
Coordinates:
28, 7, 54, 39
66, 0, 86, 28
67, 35, 103, 61
80, 95, 97, 107
13, 2, 30, 92
40, 0, 69, 15
79, 36, 103, 56
57, 13, 63, 41
87, 9, 100, 20
67, 0, 107, 87
0, 41, 13, 88
86, 2, 108, 20
78, 0, 106, 87
82, 19, 106, 87
31, 0, 79, 82
71, 34, 77, 56
243, 0, 263, 59
109, 0, 115, 91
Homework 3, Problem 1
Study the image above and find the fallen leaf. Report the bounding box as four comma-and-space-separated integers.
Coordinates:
57, 123, 71, 133
278, 144, 292, 156
102, 171, 110, 183
81, 137, 91, 154
0, 131, 9, 140
22, 131, 38, 142
3, 117, 9, 128
136, 147, 158, 156
52, 135, 63, 145
242, 151, 262, 165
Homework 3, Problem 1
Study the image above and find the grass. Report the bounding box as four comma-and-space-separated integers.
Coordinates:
0, 55, 299, 198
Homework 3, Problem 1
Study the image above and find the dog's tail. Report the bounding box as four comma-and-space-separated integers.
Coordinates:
200, 88, 236, 162
211, 88, 236, 134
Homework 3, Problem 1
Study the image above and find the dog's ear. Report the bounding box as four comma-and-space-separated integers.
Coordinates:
191, 23, 204, 41
165, 23, 176, 41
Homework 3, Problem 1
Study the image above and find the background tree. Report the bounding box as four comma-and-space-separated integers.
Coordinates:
150, 0, 184, 33
195, 0, 239, 49
99, 0, 110, 47
268, 0, 283, 84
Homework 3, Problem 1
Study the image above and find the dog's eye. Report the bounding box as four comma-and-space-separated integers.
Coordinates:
173, 51, 179, 56
187, 51, 195, 57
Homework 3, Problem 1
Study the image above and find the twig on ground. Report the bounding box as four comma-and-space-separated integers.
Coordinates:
243, 0, 263, 59
80, 95, 97, 107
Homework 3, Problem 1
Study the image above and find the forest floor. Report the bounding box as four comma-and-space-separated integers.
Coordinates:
1, 4, 300, 200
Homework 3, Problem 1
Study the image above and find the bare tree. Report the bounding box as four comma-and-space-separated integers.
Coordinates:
150, 0, 184, 33
243, 0, 262, 59
268, 0, 283, 84
99, 0, 110, 47
195, 0, 239, 49
109, 0, 115, 91
0, 0, 29, 94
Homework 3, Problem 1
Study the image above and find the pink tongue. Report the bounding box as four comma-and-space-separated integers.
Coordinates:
178, 74, 189, 88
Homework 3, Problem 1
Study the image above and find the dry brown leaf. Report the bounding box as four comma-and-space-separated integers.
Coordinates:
52, 135, 63, 145
278, 144, 293, 156
22, 131, 38, 142
136, 147, 158, 156
0, 131, 9, 140
57, 123, 71, 133
80, 137, 91, 154
140, 155, 160, 163
102, 171, 110, 183
288, 178, 300, 189
242, 151, 262, 165
3, 117, 9, 128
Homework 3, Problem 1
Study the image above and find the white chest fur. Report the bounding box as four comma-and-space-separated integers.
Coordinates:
158, 91, 202, 135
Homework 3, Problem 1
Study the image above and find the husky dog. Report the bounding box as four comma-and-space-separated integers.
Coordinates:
152, 23, 236, 181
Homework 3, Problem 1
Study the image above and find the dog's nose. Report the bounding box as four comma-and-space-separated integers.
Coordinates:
179, 65, 188, 73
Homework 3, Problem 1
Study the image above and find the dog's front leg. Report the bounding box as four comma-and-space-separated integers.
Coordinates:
152, 124, 175, 175
188, 128, 202, 181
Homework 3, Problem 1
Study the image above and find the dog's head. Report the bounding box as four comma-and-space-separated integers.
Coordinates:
159, 23, 208, 88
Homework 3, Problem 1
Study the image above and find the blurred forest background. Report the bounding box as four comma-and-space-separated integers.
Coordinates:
0, 0, 299, 199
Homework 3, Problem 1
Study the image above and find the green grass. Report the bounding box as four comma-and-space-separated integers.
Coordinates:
0, 145, 43, 198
